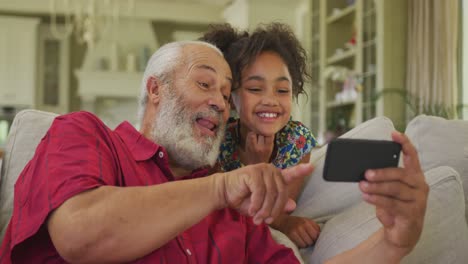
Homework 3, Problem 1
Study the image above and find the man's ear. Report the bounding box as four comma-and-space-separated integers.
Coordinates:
146, 76, 162, 104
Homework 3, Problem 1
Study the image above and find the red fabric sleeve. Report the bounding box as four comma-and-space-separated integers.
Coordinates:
11, 112, 119, 248
245, 218, 300, 263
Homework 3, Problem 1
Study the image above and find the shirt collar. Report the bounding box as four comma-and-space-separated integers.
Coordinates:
115, 121, 160, 161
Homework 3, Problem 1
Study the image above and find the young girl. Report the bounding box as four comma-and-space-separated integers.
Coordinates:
201, 23, 320, 248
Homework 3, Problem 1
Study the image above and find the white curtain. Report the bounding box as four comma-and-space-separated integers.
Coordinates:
407, 0, 459, 117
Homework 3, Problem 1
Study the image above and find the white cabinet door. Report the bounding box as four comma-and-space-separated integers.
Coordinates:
0, 16, 40, 107
36, 24, 70, 114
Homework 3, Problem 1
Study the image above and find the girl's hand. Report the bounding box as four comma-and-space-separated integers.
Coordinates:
272, 215, 321, 248
240, 131, 275, 165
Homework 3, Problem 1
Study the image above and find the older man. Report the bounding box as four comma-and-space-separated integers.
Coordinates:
0, 41, 428, 263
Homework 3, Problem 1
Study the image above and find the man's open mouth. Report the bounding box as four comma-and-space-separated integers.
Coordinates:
196, 118, 218, 136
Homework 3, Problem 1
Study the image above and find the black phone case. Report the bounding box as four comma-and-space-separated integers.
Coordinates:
323, 138, 402, 182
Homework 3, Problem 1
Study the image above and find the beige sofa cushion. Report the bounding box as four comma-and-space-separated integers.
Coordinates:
300, 166, 468, 264
294, 116, 395, 222
405, 115, 468, 222
0, 110, 58, 238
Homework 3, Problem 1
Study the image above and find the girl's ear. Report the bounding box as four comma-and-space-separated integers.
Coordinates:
146, 76, 161, 104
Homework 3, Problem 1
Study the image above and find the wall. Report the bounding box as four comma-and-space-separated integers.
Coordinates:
223, 0, 249, 30
81, 18, 158, 73
74, 18, 159, 128
463, 0, 468, 119
1, 0, 315, 128
152, 21, 211, 45
0, 0, 226, 128
69, 35, 87, 111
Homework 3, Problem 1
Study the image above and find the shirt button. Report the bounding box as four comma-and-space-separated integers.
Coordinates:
158, 151, 164, 158
186, 248, 192, 256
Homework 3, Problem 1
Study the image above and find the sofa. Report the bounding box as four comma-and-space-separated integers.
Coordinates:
1, 110, 468, 263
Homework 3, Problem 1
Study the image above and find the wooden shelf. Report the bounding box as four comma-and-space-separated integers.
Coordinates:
316, 0, 407, 142
327, 49, 356, 65
326, 5, 356, 24
326, 99, 358, 108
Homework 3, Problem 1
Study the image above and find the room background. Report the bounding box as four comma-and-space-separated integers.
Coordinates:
0, 0, 465, 157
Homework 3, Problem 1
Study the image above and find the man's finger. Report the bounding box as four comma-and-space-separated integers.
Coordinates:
269, 170, 289, 219
281, 163, 314, 184
248, 175, 266, 217
365, 167, 418, 188
362, 193, 413, 217
283, 199, 296, 213
376, 208, 395, 228
359, 180, 414, 202
254, 170, 277, 223
365, 168, 403, 182
391, 131, 421, 174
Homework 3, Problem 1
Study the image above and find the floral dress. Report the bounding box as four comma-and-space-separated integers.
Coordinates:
217, 118, 317, 171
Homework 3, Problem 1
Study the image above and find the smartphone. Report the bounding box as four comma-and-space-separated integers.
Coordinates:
323, 138, 402, 182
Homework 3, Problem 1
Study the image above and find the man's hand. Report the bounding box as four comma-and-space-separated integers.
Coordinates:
215, 163, 314, 225
272, 215, 321, 248
359, 131, 429, 256
240, 131, 275, 165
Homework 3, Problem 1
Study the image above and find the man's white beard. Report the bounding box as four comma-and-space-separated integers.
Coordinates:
151, 89, 225, 171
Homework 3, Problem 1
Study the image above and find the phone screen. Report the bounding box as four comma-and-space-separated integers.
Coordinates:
323, 138, 401, 182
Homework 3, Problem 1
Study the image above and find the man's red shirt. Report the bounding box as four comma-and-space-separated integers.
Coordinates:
0, 111, 298, 263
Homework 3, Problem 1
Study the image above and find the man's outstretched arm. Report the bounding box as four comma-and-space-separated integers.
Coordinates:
48, 163, 313, 263
325, 132, 429, 264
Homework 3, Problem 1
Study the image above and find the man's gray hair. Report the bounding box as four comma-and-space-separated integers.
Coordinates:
137, 40, 223, 123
